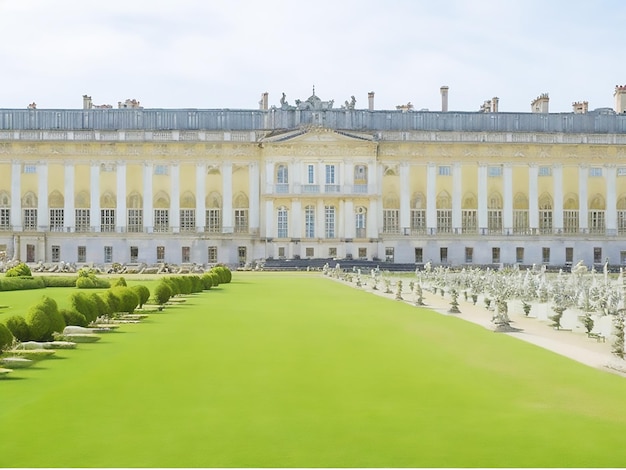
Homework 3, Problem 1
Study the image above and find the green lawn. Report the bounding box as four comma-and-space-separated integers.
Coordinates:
2, 272, 626, 467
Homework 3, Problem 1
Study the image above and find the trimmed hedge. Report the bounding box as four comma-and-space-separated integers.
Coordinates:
69, 292, 98, 324
154, 282, 172, 305
0, 322, 13, 351
0, 276, 45, 291
201, 273, 213, 290
5, 262, 32, 277
25, 307, 51, 341
131, 285, 151, 309
60, 308, 88, 327
41, 276, 78, 287
2, 315, 30, 342
110, 286, 139, 314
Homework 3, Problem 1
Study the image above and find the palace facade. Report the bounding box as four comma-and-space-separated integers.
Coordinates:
2, 88, 626, 268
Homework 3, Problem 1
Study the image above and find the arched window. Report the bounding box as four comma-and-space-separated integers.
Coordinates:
436, 191, 452, 234
205, 192, 222, 233
538, 193, 553, 234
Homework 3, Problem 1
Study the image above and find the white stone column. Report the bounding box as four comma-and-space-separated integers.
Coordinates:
553, 164, 563, 231
222, 161, 233, 233
344, 160, 354, 193
528, 164, 539, 230
367, 160, 377, 195
338, 199, 345, 239
606, 165, 617, 233
452, 163, 462, 232
143, 162, 153, 233
249, 162, 260, 234
10, 161, 21, 229
344, 200, 355, 239
116, 162, 126, 232
399, 162, 410, 233
291, 159, 301, 194
579, 166, 588, 231
170, 163, 180, 233
426, 163, 437, 231
291, 199, 302, 238
477, 164, 488, 232
265, 161, 274, 194
195, 162, 206, 232
367, 199, 378, 239
503, 164, 513, 234
89, 163, 100, 232
37, 162, 48, 231
64, 163, 75, 231
264, 199, 274, 238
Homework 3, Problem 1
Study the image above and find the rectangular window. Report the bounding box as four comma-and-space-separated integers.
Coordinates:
325, 206, 335, 238
154, 164, 169, 175
516, 247, 524, 264
307, 164, 315, 184
355, 210, 366, 238
75, 209, 90, 232
488, 166, 502, 177
104, 246, 113, 263
492, 247, 500, 264
437, 210, 452, 234
462, 210, 477, 234
278, 247, 286, 258
618, 211, 626, 235
538, 166, 552, 176
154, 209, 169, 233
23, 164, 37, 174
440, 247, 448, 264
127, 209, 143, 233
182, 246, 190, 263
77, 246, 86, 263
438, 165, 451, 176
621, 251, 626, 265
589, 167, 602, 177
277, 207, 288, 238
565, 247, 573, 264
488, 210, 502, 234
51, 245, 60, 262
542, 247, 550, 264
513, 210, 529, 234
539, 210, 553, 234
329, 247, 337, 258
618, 167, 626, 176
563, 210, 579, 234
589, 210, 605, 234
410, 209, 426, 234
207, 246, 217, 263
594, 247, 602, 264
205, 209, 221, 233
465, 247, 473, 263
180, 209, 196, 232
130, 246, 138, 263
359, 247, 368, 260
383, 209, 400, 234
0, 208, 10, 230
234, 209, 248, 234
305, 206, 315, 238
49, 209, 64, 232
23, 208, 37, 231
100, 209, 115, 232
414, 247, 423, 263
156, 246, 165, 262
305, 247, 314, 258
325, 164, 336, 184
385, 247, 394, 263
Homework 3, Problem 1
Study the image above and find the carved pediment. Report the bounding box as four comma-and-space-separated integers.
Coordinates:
261, 127, 375, 144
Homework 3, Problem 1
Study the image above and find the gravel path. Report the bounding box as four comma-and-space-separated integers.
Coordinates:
332, 276, 626, 378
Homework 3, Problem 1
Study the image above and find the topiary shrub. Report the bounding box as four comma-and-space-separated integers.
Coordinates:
25, 306, 51, 341
69, 292, 98, 324
190, 275, 204, 293
161, 278, 180, 297
112, 277, 127, 287
212, 265, 232, 284
36, 296, 65, 338
110, 286, 139, 314
60, 308, 88, 327
41, 276, 78, 287
154, 282, 172, 306
201, 273, 213, 290
76, 276, 97, 289
5, 262, 32, 277
209, 272, 220, 287
90, 292, 111, 319
2, 315, 30, 342
100, 290, 120, 315
131, 285, 150, 309
0, 322, 14, 351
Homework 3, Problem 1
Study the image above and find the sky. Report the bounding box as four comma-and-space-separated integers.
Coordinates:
1, 0, 625, 113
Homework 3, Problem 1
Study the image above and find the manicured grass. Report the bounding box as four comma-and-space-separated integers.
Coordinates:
2, 272, 626, 467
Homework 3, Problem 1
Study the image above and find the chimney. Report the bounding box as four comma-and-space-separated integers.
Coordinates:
82, 95, 93, 110
368, 91, 375, 111
572, 101, 588, 114
440, 86, 449, 112
614, 85, 626, 114
531, 93, 549, 113
259, 92, 269, 110
491, 97, 499, 113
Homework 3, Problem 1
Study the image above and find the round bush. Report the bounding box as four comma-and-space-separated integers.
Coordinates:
90, 292, 111, 318
2, 315, 30, 342
5, 262, 32, 277
36, 296, 65, 337
209, 272, 220, 287
110, 286, 139, 314
154, 282, 172, 305
190, 275, 204, 293
112, 277, 127, 287
201, 273, 213, 290
76, 276, 97, 289
162, 278, 180, 296
25, 307, 51, 341
101, 290, 120, 314
69, 292, 98, 324
0, 322, 14, 351
131, 285, 151, 309
60, 308, 88, 327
